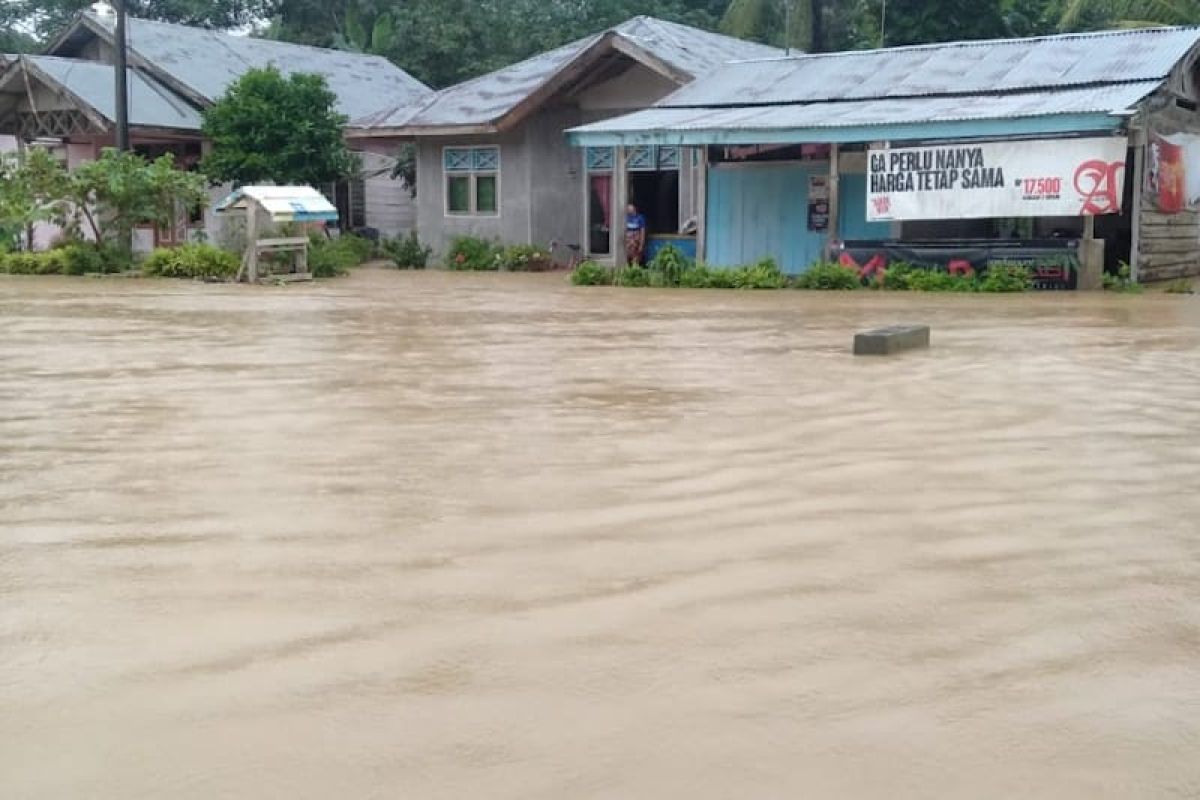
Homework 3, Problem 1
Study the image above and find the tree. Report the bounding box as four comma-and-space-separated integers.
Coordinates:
68, 149, 208, 247
13, 0, 272, 41
200, 67, 356, 186
0, 148, 72, 250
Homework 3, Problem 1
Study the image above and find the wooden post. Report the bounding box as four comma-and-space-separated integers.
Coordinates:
696, 146, 708, 263
1129, 122, 1146, 283
612, 145, 627, 267
826, 143, 841, 262
245, 205, 259, 282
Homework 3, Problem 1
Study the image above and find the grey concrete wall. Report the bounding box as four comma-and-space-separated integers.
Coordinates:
528, 104, 585, 249
415, 130, 529, 258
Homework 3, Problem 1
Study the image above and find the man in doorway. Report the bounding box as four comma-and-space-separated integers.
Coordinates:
625, 203, 647, 265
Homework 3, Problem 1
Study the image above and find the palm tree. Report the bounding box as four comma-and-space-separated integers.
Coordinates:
721, 0, 825, 51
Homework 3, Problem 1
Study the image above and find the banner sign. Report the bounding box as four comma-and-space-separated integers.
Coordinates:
867, 137, 1128, 221
807, 175, 830, 231
1146, 131, 1200, 214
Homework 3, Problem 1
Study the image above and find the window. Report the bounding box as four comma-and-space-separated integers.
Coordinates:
585, 147, 614, 255
444, 146, 500, 216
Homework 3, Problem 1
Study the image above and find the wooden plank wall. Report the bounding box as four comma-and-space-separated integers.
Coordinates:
1140, 100, 1200, 282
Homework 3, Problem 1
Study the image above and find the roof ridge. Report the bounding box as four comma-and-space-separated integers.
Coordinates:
660, 77, 1163, 110
84, 10, 407, 66
729, 23, 1196, 64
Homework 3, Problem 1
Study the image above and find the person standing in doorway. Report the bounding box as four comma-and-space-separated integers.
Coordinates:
625, 203, 647, 265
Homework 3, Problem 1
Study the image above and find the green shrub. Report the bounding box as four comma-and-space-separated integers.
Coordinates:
880, 262, 919, 290
307, 234, 375, 278
906, 269, 977, 292
795, 262, 861, 290
3, 252, 40, 274
141, 243, 239, 279
1164, 278, 1195, 294
381, 231, 431, 269
447, 235, 501, 270
571, 260, 610, 285
731, 258, 786, 289
647, 244, 691, 285
979, 263, 1032, 293
1102, 262, 1142, 294
615, 263, 651, 287
497, 243, 551, 271
678, 264, 718, 288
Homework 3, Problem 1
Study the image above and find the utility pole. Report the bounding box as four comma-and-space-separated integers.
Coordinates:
880, 0, 887, 47
114, 0, 129, 151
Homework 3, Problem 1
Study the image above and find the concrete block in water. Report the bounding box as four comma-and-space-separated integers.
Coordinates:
853, 325, 930, 356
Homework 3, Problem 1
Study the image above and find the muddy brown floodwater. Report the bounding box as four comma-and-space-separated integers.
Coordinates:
3, 269, 1200, 798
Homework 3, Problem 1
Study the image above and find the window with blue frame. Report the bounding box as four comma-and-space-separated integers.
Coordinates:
444, 146, 500, 216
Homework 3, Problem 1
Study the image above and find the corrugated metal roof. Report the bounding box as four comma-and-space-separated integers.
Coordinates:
661, 26, 1200, 108
355, 16, 782, 130
567, 81, 1158, 143
21, 55, 203, 130
85, 13, 431, 121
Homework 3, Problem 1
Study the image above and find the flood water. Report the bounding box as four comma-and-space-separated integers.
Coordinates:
3, 269, 1200, 798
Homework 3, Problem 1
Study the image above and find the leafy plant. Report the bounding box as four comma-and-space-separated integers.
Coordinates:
381, 231, 431, 269
647, 244, 691, 285
905, 269, 977, 292
308, 233, 375, 277
731, 258, 786, 289
0, 244, 125, 276
977, 262, 1032, 293
794, 262, 862, 290
498, 243, 551, 271
615, 263, 651, 287
1102, 262, 1143, 293
140, 243, 239, 280
1164, 278, 1195, 294
570, 260, 610, 286
447, 235, 501, 270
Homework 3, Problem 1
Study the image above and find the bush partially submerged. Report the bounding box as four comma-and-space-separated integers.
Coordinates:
793, 262, 861, 290
1, 243, 128, 275
497, 243, 552, 271
308, 233, 375, 277
381, 231, 431, 269
568, 249, 1041, 293
141, 243, 238, 279
447, 235, 501, 270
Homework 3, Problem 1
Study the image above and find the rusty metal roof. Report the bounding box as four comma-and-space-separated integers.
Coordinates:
353, 16, 782, 132
567, 81, 1159, 144
0, 55, 203, 130
81, 12, 431, 121
661, 26, 1200, 108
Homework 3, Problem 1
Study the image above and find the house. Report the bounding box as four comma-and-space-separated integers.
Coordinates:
567, 27, 1200, 285
0, 9, 431, 250
347, 16, 781, 261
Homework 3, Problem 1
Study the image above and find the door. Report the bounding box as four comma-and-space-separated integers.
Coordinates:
705, 163, 827, 273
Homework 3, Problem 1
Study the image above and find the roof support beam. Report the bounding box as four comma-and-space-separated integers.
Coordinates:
567, 113, 1125, 147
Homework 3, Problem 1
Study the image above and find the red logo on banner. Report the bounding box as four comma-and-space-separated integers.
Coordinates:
1073, 160, 1125, 214
871, 196, 891, 215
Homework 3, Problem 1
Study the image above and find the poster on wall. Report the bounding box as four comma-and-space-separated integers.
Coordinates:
866, 137, 1128, 221
1146, 131, 1200, 214
807, 175, 830, 231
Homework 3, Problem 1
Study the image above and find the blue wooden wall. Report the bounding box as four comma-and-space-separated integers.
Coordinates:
838, 173, 892, 242
705, 165, 890, 273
